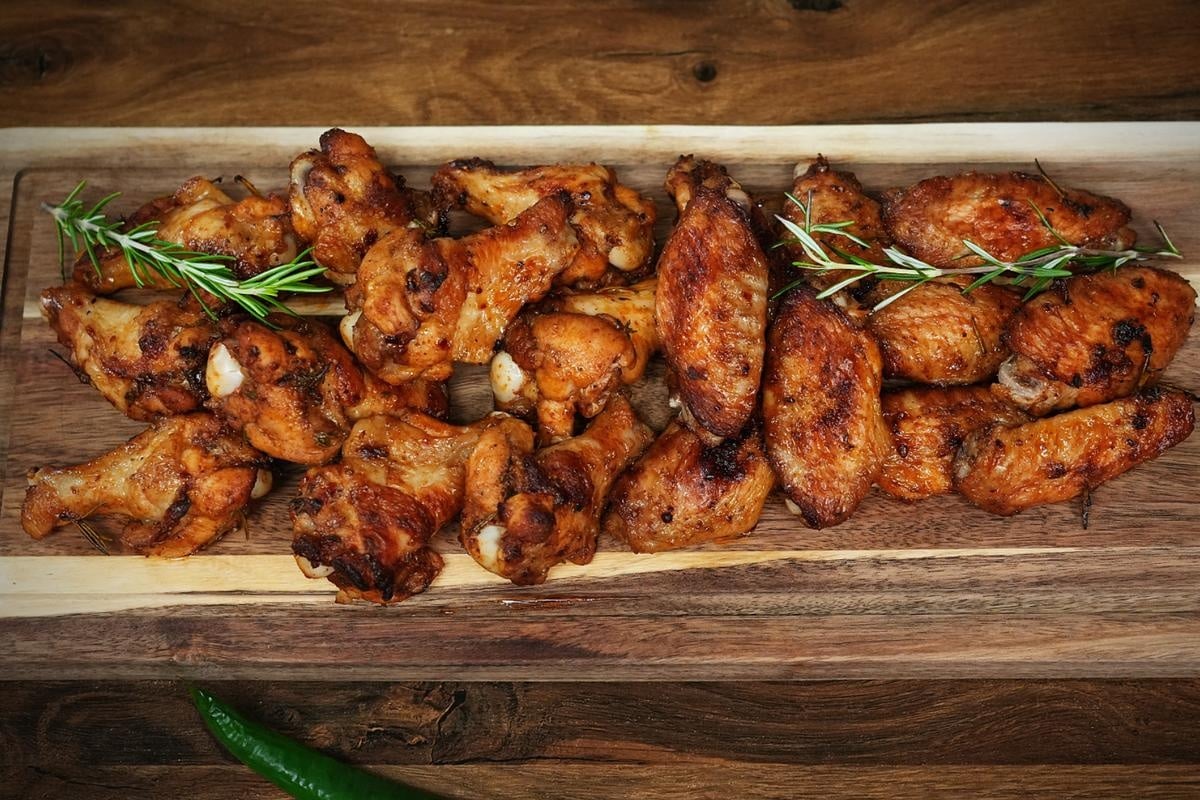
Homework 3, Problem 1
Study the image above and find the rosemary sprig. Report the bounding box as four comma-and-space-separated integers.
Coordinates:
775, 191, 1183, 311
43, 180, 330, 323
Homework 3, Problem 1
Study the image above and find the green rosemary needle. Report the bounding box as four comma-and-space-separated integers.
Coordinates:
43, 180, 330, 323
775, 191, 1183, 311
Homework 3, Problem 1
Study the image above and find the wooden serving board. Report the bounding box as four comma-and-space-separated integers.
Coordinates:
1, 124, 1198, 681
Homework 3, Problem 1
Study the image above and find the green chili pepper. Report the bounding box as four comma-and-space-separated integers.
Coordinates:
190, 686, 445, 800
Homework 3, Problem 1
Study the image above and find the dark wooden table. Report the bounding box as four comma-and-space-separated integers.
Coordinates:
2, 2, 1199, 798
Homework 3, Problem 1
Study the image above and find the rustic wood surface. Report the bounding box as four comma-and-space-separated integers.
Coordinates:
3, 1, 1200, 797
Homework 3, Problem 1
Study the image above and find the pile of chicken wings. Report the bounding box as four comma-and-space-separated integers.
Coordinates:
22, 130, 1196, 604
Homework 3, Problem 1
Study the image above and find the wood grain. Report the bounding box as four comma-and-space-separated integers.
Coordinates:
0, 1, 1198, 126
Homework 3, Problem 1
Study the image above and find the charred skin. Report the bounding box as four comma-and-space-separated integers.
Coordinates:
994, 266, 1197, 415
954, 387, 1195, 515
461, 396, 652, 585
602, 418, 774, 553
763, 287, 888, 528
21, 413, 269, 557
879, 385, 1031, 502
289, 128, 442, 283
657, 158, 768, 439
866, 278, 1023, 385
882, 171, 1135, 268
205, 316, 445, 465
74, 176, 298, 294
342, 192, 580, 384
291, 412, 522, 604
431, 159, 656, 287
41, 284, 218, 421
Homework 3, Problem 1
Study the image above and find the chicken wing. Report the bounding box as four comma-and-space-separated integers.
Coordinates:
866, 278, 1023, 384
762, 287, 889, 528
41, 284, 218, 421
21, 413, 270, 556
341, 192, 580, 384
994, 266, 1196, 415
74, 176, 299, 294
291, 412, 525, 604
882, 171, 1135, 268
460, 395, 652, 585
954, 387, 1194, 515
491, 278, 658, 443
432, 159, 656, 287
879, 385, 1031, 502
657, 157, 768, 439
289, 128, 442, 283
602, 418, 774, 553
205, 316, 446, 465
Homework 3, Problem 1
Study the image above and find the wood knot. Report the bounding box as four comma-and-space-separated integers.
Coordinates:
692, 61, 718, 83
0, 38, 65, 85
788, 0, 843, 10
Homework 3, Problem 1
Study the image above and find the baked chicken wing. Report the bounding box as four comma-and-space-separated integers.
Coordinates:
41, 284, 218, 421
491, 278, 658, 443
21, 413, 270, 556
291, 412, 525, 604
657, 157, 768, 439
954, 387, 1194, 515
342, 192, 580, 384
205, 316, 446, 465
762, 287, 889, 528
432, 159, 656, 286
603, 418, 774, 553
882, 171, 1135, 268
460, 395, 652, 585
74, 176, 299, 294
994, 266, 1196, 415
289, 128, 441, 283
879, 385, 1031, 502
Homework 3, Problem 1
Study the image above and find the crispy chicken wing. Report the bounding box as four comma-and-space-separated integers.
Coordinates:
289, 128, 442, 283
866, 278, 1023, 384
994, 266, 1196, 415
603, 418, 774, 553
342, 193, 580, 384
763, 287, 889, 528
41, 284, 218, 421
491, 278, 658, 443
432, 159, 656, 286
460, 395, 652, 585
290, 412, 525, 604
882, 171, 1135, 268
954, 387, 1194, 515
74, 176, 299, 294
21, 413, 270, 556
879, 385, 1031, 501
205, 316, 446, 465
657, 157, 768, 439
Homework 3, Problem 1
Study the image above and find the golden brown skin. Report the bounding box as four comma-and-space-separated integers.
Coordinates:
41, 284, 218, 421
603, 418, 775, 553
491, 278, 658, 443
432, 159, 656, 286
289, 128, 442, 283
657, 157, 769, 439
882, 171, 1135, 268
74, 176, 298, 294
762, 287, 889, 528
205, 316, 446, 465
21, 413, 270, 557
954, 387, 1195, 515
342, 192, 580, 384
879, 385, 1031, 502
460, 396, 653, 585
291, 412, 525, 604
994, 266, 1197, 415
866, 278, 1024, 385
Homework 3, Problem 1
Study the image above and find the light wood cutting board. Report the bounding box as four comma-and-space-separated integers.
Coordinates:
0, 124, 1197, 680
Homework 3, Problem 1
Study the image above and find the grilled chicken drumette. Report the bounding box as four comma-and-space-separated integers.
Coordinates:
22, 413, 271, 556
